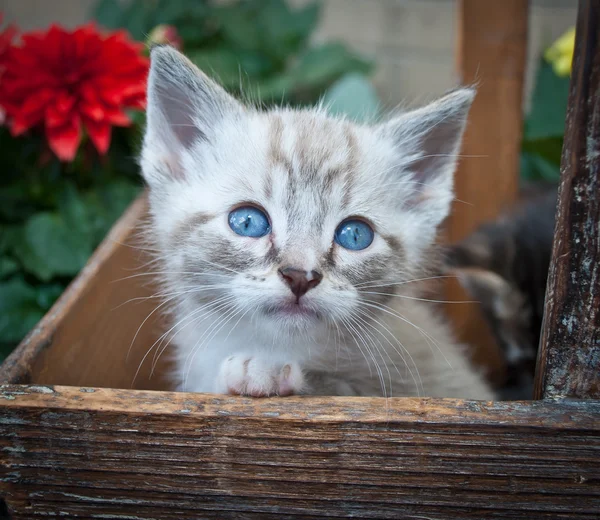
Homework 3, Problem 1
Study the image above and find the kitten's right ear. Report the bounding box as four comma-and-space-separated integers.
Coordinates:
142, 45, 242, 183
452, 267, 516, 320
376, 88, 474, 231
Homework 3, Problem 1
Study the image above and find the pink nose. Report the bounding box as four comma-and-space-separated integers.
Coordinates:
278, 267, 323, 301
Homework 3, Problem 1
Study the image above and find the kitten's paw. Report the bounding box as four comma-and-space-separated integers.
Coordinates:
216, 356, 304, 397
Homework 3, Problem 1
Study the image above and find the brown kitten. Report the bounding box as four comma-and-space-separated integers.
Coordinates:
444, 183, 558, 399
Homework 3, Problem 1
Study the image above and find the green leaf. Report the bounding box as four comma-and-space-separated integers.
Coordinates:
258, 0, 321, 59
123, 0, 155, 40
0, 277, 64, 355
520, 152, 561, 183
0, 257, 19, 279
525, 60, 570, 140
93, 0, 124, 29
59, 183, 92, 239
153, 0, 202, 27
292, 43, 372, 92
522, 136, 564, 166
289, 1, 321, 49
0, 225, 20, 255
188, 48, 245, 89
215, 4, 262, 51
323, 73, 380, 123
35, 283, 65, 310
0, 181, 39, 221
237, 51, 275, 80
11, 212, 93, 282
83, 180, 140, 245
0, 277, 46, 344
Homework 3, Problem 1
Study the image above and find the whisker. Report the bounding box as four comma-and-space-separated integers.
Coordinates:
354, 308, 423, 396
347, 313, 391, 398
131, 295, 237, 386
183, 304, 247, 391
150, 295, 238, 375
359, 290, 476, 305
355, 275, 456, 288
360, 298, 453, 371
111, 270, 233, 284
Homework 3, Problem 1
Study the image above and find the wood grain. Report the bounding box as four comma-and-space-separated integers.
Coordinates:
0, 194, 172, 392
451, 0, 527, 238
535, 0, 600, 400
1, 385, 599, 519
445, 0, 529, 385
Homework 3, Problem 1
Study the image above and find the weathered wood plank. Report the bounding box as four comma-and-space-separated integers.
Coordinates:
535, 0, 600, 400
1, 386, 599, 519
445, 0, 529, 384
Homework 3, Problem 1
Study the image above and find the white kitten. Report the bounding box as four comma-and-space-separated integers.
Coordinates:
140, 46, 494, 400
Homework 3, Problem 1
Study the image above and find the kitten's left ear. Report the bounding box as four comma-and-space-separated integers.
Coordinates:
379, 88, 475, 222
142, 45, 243, 184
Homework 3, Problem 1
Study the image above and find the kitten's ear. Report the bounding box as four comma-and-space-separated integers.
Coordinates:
142, 45, 242, 183
379, 88, 475, 222
452, 268, 516, 320
444, 231, 493, 270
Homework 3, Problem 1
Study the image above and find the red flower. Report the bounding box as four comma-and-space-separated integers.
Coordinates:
0, 23, 148, 161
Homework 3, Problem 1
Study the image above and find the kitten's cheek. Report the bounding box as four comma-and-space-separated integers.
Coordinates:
215, 355, 305, 397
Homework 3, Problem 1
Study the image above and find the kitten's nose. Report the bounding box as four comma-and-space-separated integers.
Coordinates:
278, 267, 322, 300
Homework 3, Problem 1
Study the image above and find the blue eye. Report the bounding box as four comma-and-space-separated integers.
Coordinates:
335, 219, 374, 251
228, 206, 271, 237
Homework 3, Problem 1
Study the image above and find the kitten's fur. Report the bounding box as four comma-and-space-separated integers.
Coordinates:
444, 184, 558, 398
140, 46, 494, 399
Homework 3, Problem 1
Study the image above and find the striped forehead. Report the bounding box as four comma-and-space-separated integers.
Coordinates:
263, 112, 360, 227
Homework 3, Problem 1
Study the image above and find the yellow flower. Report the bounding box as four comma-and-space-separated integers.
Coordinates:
545, 27, 575, 77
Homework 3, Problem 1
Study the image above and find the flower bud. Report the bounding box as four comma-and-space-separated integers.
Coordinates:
147, 24, 182, 51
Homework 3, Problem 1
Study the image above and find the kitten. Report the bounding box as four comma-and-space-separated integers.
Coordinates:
140, 45, 494, 399
444, 185, 558, 399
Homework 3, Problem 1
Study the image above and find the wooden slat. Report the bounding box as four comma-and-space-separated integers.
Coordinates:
451, 0, 527, 243
1, 385, 599, 519
445, 0, 529, 384
535, 0, 600, 400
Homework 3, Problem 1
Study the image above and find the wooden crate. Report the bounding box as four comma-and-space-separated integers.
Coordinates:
1, 1, 599, 518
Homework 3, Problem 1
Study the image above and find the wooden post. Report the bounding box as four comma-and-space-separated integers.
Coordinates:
451, 0, 527, 241
535, 0, 600, 400
446, 1, 529, 381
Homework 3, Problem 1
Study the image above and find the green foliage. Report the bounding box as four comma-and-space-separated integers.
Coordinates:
0, 277, 63, 344
0, 127, 141, 361
92, 0, 372, 105
521, 60, 571, 183
525, 61, 570, 140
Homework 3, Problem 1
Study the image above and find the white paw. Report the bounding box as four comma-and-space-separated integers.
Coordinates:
216, 355, 305, 397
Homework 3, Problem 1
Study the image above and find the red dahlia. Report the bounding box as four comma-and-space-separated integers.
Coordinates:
0, 23, 148, 161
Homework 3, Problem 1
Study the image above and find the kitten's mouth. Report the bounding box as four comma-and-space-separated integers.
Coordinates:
263, 301, 321, 320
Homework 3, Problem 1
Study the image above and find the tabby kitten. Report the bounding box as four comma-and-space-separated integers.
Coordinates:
140, 45, 494, 399
444, 185, 557, 398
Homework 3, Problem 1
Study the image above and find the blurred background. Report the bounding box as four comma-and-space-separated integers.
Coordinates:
2, 0, 575, 109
